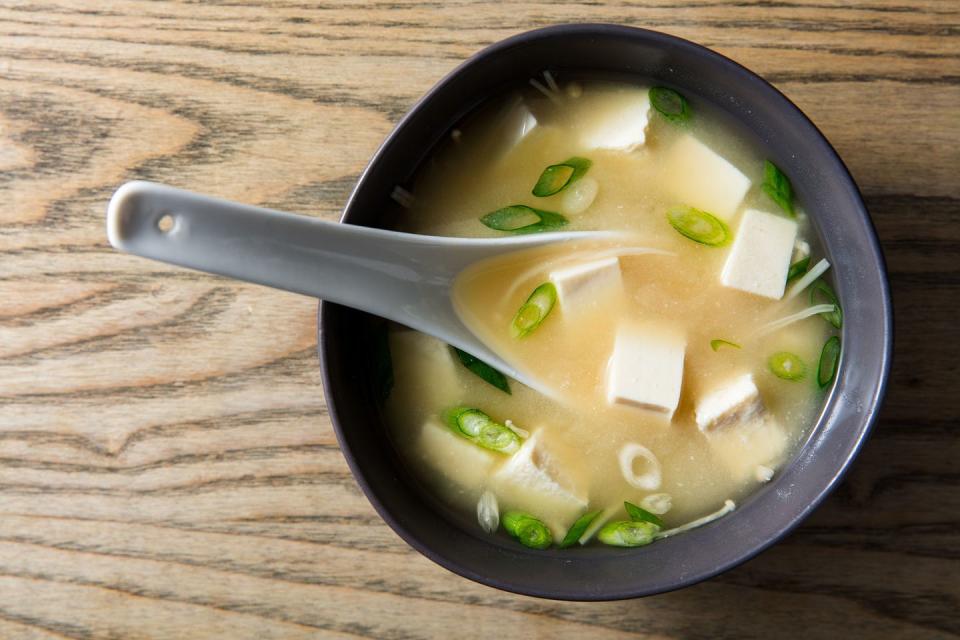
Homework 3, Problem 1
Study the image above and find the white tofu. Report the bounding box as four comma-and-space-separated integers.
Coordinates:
491, 431, 588, 539
416, 417, 497, 494
707, 415, 789, 483
549, 256, 623, 311
695, 373, 765, 432
660, 135, 752, 220
792, 239, 811, 263
388, 330, 460, 409
606, 325, 685, 420
500, 96, 538, 150
721, 208, 799, 300
578, 90, 650, 151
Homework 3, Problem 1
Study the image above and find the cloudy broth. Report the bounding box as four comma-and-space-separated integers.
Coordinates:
383, 80, 836, 546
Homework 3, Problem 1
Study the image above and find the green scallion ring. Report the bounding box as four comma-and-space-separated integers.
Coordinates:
649, 86, 691, 124
531, 157, 592, 197
597, 520, 659, 547
768, 351, 806, 381
810, 279, 843, 328
510, 282, 557, 338
817, 336, 841, 389
502, 512, 552, 549
667, 206, 731, 246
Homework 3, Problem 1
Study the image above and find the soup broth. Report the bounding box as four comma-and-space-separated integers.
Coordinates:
383, 80, 838, 547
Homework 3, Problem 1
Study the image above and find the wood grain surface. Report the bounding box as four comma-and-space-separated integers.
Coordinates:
1, 1, 958, 638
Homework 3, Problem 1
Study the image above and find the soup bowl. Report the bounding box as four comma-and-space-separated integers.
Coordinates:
318, 24, 892, 600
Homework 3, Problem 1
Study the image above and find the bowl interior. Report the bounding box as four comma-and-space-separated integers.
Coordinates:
319, 24, 892, 600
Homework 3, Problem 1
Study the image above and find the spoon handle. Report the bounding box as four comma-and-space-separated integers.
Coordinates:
109, 178, 478, 310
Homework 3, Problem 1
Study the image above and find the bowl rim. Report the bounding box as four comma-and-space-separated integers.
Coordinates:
318, 23, 894, 600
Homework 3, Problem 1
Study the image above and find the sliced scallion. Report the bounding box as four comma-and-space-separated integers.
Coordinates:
510, 282, 557, 338
762, 160, 795, 217
597, 520, 659, 547
532, 157, 592, 197
649, 86, 691, 124
810, 280, 843, 328
451, 347, 511, 394
667, 206, 731, 246
443, 407, 521, 455
768, 351, 806, 381
480, 205, 568, 234
710, 339, 741, 351
502, 512, 552, 549
624, 501, 665, 528
818, 336, 841, 389
559, 510, 601, 548
787, 256, 810, 283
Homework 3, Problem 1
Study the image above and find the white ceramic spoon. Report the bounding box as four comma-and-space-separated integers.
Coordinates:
106, 181, 618, 394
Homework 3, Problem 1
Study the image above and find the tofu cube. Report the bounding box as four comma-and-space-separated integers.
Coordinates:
500, 96, 538, 151
549, 256, 623, 311
695, 373, 765, 432
707, 415, 789, 483
606, 325, 685, 420
578, 89, 650, 151
660, 135, 752, 220
792, 239, 811, 263
721, 208, 799, 300
491, 431, 588, 539
416, 417, 497, 494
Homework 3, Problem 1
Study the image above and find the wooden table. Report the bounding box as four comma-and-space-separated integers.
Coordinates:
1, 2, 957, 638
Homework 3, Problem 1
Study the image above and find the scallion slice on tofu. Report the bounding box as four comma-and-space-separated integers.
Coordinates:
809, 280, 843, 329
649, 86, 691, 124
710, 339, 741, 351
768, 351, 806, 381
451, 347, 511, 394
559, 510, 602, 548
502, 512, 553, 549
762, 160, 795, 217
532, 157, 592, 197
510, 282, 557, 338
787, 255, 810, 283
443, 407, 522, 455
818, 336, 841, 389
597, 520, 659, 547
480, 205, 569, 234
666, 206, 731, 246
624, 501, 665, 528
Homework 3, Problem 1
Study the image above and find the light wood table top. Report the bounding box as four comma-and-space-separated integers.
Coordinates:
1, 2, 957, 638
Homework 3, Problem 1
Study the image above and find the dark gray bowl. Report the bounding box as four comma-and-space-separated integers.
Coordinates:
318, 24, 892, 600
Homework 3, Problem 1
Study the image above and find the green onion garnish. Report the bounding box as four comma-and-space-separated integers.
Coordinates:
768, 351, 806, 381
510, 282, 557, 338
667, 206, 731, 246
502, 512, 553, 549
787, 256, 810, 283
762, 160, 795, 217
817, 336, 841, 389
442, 407, 521, 455
597, 520, 659, 547
710, 339, 741, 352
559, 510, 602, 548
451, 347, 511, 394
624, 501, 665, 528
649, 86, 691, 124
532, 157, 592, 197
480, 205, 568, 234
809, 280, 843, 328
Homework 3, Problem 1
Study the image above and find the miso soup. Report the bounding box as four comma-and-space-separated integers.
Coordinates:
383, 78, 840, 549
